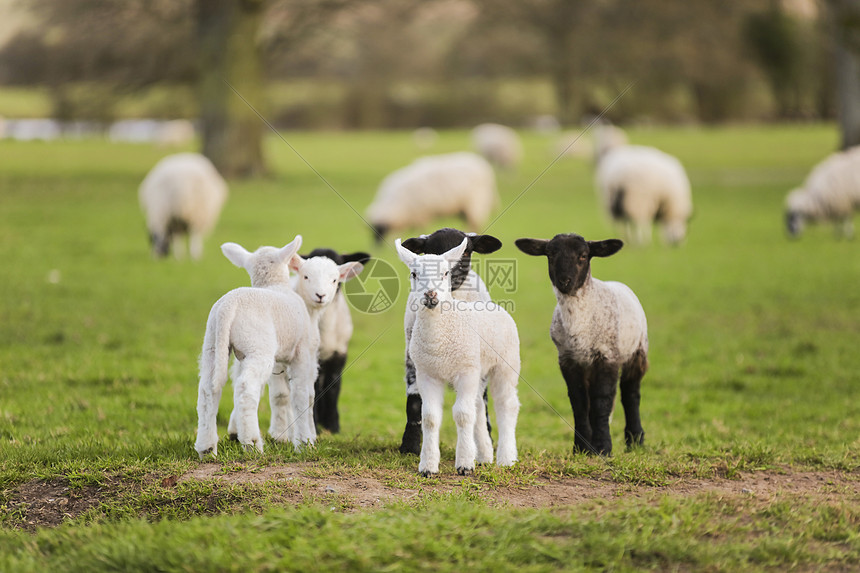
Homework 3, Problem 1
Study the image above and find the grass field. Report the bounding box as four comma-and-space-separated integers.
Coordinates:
1, 125, 859, 571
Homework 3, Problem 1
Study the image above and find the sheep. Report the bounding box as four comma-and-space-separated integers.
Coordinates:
396, 237, 521, 476
516, 233, 648, 456
293, 247, 370, 434
593, 125, 692, 246
471, 123, 523, 170
785, 146, 860, 239
195, 236, 363, 458
366, 152, 499, 243
139, 152, 228, 260
397, 228, 502, 455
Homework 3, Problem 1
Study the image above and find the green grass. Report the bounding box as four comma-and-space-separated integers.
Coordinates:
1, 124, 859, 570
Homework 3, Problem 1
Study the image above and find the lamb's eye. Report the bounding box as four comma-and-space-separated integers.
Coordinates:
411, 272, 417, 280
332, 279, 337, 284
303, 275, 308, 280
443, 271, 449, 277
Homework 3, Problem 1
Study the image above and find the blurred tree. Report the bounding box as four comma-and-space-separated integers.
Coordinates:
827, 0, 860, 148
197, 0, 266, 178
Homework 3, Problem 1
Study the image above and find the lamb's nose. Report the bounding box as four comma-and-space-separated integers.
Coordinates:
558, 278, 571, 290
425, 290, 436, 299
315, 293, 325, 302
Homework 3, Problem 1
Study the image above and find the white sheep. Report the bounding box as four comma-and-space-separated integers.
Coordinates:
516, 233, 648, 456
139, 152, 228, 259
785, 146, 860, 239
195, 236, 363, 458
395, 237, 521, 476
397, 228, 502, 455
292, 247, 370, 434
366, 152, 498, 243
471, 123, 523, 170
594, 126, 692, 246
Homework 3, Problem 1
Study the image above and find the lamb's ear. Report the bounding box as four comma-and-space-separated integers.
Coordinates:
442, 237, 469, 265
341, 251, 371, 264
395, 238, 417, 266
400, 237, 426, 254
515, 238, 548, 256
588, 239, 623, 258
279, 235, 302, 263
337, 262, 364, 282
221, 242, 250, 268
469, 234, 503, 254
288, 254, 306, 273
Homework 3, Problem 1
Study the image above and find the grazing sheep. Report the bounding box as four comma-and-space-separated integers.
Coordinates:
516, 233, 648, 456
594, 126, 692, 246
139, 152, 228, 259
472, 123, 523, 170
553, 130, 594, 160
366, 152, 498, 243
785, 146, 860, 239
295, 247, 371, 434
195, 236, 363, 458
396, 237, 521, 476
398, 228, 502, 455
593, 124, 629, 162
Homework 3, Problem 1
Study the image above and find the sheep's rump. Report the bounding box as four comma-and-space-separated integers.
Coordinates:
786, 146, 860, 219
139, 152, 228, 235
366, 152, 498, 229
596, 145, 692, 224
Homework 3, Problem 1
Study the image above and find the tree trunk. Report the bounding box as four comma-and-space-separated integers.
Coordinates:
831, 0, 860, 149
197, 0, 266, 178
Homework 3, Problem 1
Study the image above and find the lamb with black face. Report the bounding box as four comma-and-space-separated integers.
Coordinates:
516, 233, 649, 456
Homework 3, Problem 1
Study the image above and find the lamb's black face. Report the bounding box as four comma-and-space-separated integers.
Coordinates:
515, 233, 624, 296
401, 228, 502, 291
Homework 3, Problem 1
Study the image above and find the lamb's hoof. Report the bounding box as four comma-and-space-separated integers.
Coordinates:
228, 433, 238, 441
197, 447, 215, 461
399, 424, 422, 455
418, 470, 437, 478
456, 466, 473, 477
241, 442, 264, 455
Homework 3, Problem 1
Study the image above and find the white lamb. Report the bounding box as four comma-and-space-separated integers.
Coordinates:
785, 146, 860, 239
397, 228, 502, 456
471, 123, 523, 170
139, 152, 228, 259
516, 233, 648, 456
594, 126, 692, 246
395, 237, 521, 476
366, 152, 499, 243
195, 235, 363, 459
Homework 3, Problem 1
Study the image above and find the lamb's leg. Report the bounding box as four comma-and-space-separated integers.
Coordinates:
620, 349, 647, 449
452, 371, 481, 475
489, 366, 520, 467
233, 358, 271, 454
268, 373, 292, 444
417, 374, 443, 476
589, 359, 619, 456
473, 390, 494, 465
559, 354, 595, 454
482, 386, 493, 442
399, 352, 423, 455
316, 352, 346, 434
288, 349, 318, 449
228, 359, 263, 441
194, 350, 228, 459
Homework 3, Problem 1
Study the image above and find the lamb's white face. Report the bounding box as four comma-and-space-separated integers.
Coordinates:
291, 256, 364, 309
396, 237, 468, 310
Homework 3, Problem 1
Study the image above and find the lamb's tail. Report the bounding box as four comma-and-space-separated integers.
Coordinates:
199, 298, 236, 392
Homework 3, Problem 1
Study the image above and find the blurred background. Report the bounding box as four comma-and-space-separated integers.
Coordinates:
0, 0, 857, 178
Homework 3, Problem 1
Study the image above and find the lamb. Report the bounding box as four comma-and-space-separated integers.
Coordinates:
785, 146, 860, 239
293, 247, 370, 434
516, 233, 647, 456
366, 152, 499, 243
400, 227, 502, 454
139, 152, 228, 259
397, 228, 502, 455
472, 123, 523, 170
396, 237, 520, 476
195, 236, 363, 459
593, 126, 692, 246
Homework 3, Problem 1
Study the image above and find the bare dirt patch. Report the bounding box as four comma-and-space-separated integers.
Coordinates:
5, 480, 103, 532
183, 464, 860, 510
